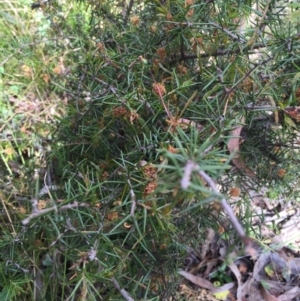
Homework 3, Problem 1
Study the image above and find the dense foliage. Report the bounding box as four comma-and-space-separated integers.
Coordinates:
1, 0, 300, 300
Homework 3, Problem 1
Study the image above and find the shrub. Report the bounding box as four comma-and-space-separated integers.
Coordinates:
1, 0, 300, 300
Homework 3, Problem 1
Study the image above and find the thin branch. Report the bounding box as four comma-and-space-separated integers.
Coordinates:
22, 205, 57, 225
243, 104, 278, 111
127, 178, 137, 217
174, 21, 246, 43
180, 162, 246, 239
246, 0, 272, 49
180, 35, 185, 59
169, 42, 272, 64
222, 55, 273, 116
22, 201, 89, 225
110, 277, 134, 301
198, 170, 246, 239
208, 21, 247, 43
123, 0, 135, 26
181, 160, 197, 189
225, 56, 273, 96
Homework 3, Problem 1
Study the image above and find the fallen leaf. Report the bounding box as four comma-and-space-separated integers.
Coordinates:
212, 282, 232, 300
227, 261, 242, 287
278, 286, 300, 301
264, 264, 275, 278
227, 119, 257, 179
178, 270, 215, 290
253, 252, 271, 280
260, 284, 280, 301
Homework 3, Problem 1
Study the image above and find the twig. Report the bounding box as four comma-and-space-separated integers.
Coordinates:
127, 178, 137, 217
169, 42, 272, 64
22, 205, 57, 225
138, 94, 157, 117
76, 66, 87, 111
225, 56, 273, 96
198, 170, 246, 238
243, 104, 278, 111
180, 160, 197, 189
208, 21, 247, 43
123, 0, 134, 25
0, 191, 16, 236
216, 67, 224, 84
110, 277, 134, 301
223, 56, 273, 116
22, 201, 89, 225
174, 20, 246, 43
180, 162, 245, 238
246, 0, 272, 49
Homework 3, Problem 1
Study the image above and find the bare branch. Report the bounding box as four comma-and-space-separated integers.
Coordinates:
181, 160, 198, 189
224, 56, 273, 96
170, 42, 272, 64
208, 21, 247, 43
198, 170, 246, 238
22, 201, 89, 225
180, 161, 246, 239
127, 178, 137, 217
123, 0, 135, 25
110, 277, 134, 301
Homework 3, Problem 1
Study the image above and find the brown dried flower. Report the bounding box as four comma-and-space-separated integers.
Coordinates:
112, 106, 128, 117
191, 37, 203, 52
129, 110, 139, 124
106, 211, 119, 221
143, 164, 157, 179
150, 25, 157, 33
97, 42, 105, 52
167, 145, 179, 153
152, 82, 166, 96
185, 0, 194, 6
163, 24, 174, 31
226, 90, 235, 102
144, 181, 157, 196
239, 78, 253, 92
160, 243, 167, 250
101, 171, 109, 180
277, 168, 286, 178
186, 8, 194, 17
296, 88, 300, 103
177, 63, 188, 75
229, 187, 241, 197
130, 16, 140, 26
166, 13, 173, 21
156, 47, 167, 61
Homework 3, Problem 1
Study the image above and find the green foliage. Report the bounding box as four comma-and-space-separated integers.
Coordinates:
1, 0, 300, 300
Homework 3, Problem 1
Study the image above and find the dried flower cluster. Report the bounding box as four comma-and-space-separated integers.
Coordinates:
143, 164, 158, 196
229, 187, 241, 197
130, 15, 140, 26
277, 168, 286, 178
239, 77, 253, 92
112, 106, 128, 117
156, 47, 167, 61
152, 82, 166, 96
191, 37, 203, 52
